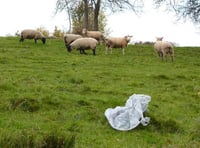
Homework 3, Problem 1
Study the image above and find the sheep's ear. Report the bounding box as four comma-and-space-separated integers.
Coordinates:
156, 37, 163, 41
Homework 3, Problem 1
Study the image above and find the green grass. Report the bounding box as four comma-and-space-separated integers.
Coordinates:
0, 37, 200, 147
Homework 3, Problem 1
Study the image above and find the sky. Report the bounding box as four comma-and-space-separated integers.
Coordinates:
0, 0, 200, 46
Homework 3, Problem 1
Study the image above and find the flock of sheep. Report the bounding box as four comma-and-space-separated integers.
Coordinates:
19, 29, 174, 62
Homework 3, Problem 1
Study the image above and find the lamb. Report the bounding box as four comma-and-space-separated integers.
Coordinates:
20, 29, 46, 44
68, 37, 98, 55
64, 34, 82, 51
154, 37, 174, 62
105, 35, 132, 55
82, 28, 104, 43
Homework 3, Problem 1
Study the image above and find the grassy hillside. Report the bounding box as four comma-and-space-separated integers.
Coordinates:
0, 37, 199, 147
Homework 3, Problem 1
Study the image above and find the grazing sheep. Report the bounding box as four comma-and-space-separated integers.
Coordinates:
68, 38, 98, 55
82, 28, 104, 43
154, 37, 174, 62
64, 34, 82, 51
105, 35, 132, 55
20, 29, 46, 44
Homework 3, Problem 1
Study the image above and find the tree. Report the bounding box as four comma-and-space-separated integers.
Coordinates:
53, 26, 64, 38
154, 0, 200, 24
103, 0, 143, 14
93, 0, 101, 31
55, 0, 144, 31
55, 0, 81, 32
36, 27, 49, 37
71, 1, 106, 34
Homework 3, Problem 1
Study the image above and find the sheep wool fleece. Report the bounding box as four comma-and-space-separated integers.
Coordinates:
105, 94, 151, 131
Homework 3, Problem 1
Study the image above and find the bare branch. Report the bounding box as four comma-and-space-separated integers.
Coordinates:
154, 0, 200, 24
103, 0, 144, 14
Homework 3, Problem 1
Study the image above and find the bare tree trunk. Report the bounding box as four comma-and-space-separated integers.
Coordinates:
83, 0, 89, 29
66, 2, 72, 32
93, 0, 101, 31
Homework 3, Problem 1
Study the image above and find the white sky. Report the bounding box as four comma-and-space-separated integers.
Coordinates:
0, 0, 200, 46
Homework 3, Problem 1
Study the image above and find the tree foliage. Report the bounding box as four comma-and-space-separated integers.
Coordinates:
71, 1, 106, 34
102, 0, 144, 14
36, 27, 49, 37
55, 0, 144, 32
55, 0, 200, 33
53, 26, 64, 38
154, 0, 200, 23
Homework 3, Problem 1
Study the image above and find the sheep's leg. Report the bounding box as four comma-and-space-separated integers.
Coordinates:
34, 39, 37, 44
170, 51, 174, 63
79, 48, 83, 54
171, 55, 174, 63
92, 48, 96, 55
159, 52, 164, 61
122, 48, 125, 55
158, 52, 162, 57
105, 46, 108, 54
66, 44, 71, 52
83, 49, 87, 54
20, 36, 24, 42
110, 47, 112, 54
163, 53, 167, 62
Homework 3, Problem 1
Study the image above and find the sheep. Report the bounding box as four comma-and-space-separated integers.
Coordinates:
154, 37, 174, 62
64, 34, 83, 51
20, 29, 46, 44
82, 28, 104, 43
105, 35, 132, 55
68, 37, 98, 55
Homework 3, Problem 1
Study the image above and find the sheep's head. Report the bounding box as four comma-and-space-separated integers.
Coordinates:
64, 36, 67, 44
67, 44, 72, 52
41, 37, 46, 44
125, 35, 132, 43
156, 37, 163, 41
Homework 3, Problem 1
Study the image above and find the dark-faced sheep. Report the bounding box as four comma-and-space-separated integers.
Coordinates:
105, 35, 132, 55
20, 29, 46, 44
154, 37, 174, 62
64, 34, 82, 51
82, 28, 104, 43
68, 38, 98, 55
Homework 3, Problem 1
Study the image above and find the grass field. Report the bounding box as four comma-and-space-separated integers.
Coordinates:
0, 37, 199, 147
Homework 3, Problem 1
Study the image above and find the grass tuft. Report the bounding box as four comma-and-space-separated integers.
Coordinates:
149, 116, 184, 134
9, 98, 40, 112
42, 132, 75, 148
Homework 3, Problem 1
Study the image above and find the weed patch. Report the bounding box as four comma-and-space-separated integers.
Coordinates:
9, 98, 40, 112
42, 132, 75, 148
149, 116, 184, 134
0, 130, 75, 148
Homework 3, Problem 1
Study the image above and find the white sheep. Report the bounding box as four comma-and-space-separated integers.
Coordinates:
64, 34, 82, 51
68, 37, 98, 55
82, 28, 104, 43
105, 35, 132, 55
20, 29, 46, 44
154, 37, 174, 62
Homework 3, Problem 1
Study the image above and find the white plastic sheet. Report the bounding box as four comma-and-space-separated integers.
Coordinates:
105, 94, 151, 131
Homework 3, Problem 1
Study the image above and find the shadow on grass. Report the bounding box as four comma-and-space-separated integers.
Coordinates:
9, 98, 40, 112
136, 115, 184, 134
0, 130, 76, 148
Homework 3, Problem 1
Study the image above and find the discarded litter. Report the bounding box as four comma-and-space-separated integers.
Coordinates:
105, 94, 151, 131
